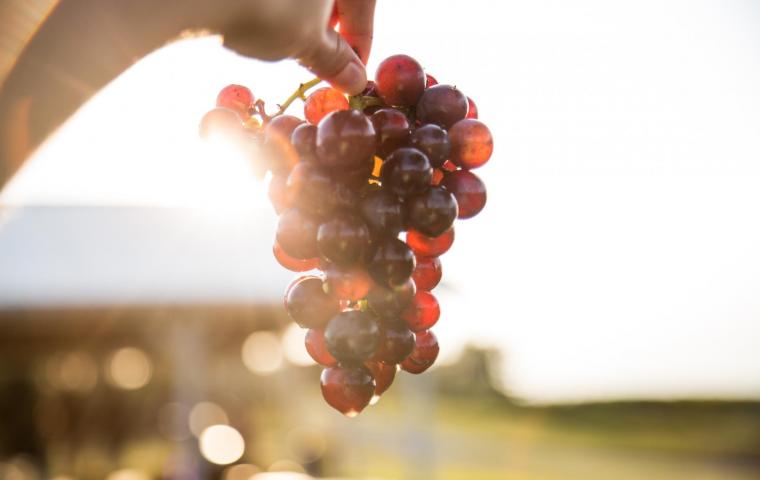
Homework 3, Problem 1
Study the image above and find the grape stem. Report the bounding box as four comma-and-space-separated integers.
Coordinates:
272, 77, 322, 118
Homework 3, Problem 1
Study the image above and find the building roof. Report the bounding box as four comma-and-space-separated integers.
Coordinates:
0, 206, 292, 307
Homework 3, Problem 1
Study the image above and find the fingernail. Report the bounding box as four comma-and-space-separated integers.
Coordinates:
331, 61, 366, 95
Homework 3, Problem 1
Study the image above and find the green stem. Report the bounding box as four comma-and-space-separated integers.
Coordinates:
274, 77, 322, 116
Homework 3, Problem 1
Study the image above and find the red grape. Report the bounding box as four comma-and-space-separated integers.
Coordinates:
448, 119, 493, 169
410, 124, 451, 167
368, 238, 416, 287
276, 208, 319, 259
267, 174, 292, 214
370, 108, 411, 158
466, 97, 478, 119
199, 107, 242, 139
400, 330, 439, 374
304, 87, 349, 124
412, 256, 442, 291
316, 109, 376, 170
285, 276, 340, 329
216, 84, 254, 118
380, 147, 433, 197
425, 73, 438, 88
365, 361, 396, 398
366, 278, 417, 319
321, 365, 375, 416
323, 265, 375, 301
375, 54, 426, 107
324, 310, 380, 362
406, 227, 455, 257
305, 329, 337, 366
273, 242, 318, 272
416, 85, 468, 129
373, 322, 415, 365
405, 186, 459, 237
290, 123, 317, 162
441, 170, 487, 219
402, 292, 440, 332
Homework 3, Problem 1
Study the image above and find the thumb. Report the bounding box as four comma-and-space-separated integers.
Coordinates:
298, 29, 367, 95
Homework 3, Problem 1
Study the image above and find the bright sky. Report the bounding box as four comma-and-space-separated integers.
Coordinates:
2, 0, 760, 403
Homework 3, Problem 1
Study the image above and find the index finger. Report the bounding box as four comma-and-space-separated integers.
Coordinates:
335, 0, 376, 64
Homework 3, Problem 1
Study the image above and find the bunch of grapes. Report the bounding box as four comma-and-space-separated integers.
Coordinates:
200, 54, 492, 417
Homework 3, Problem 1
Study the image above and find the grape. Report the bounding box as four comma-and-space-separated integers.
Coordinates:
416, 84, 468, 129
323, 264, 375, 302
366, 277, 416, 318
290, 123, 317, 162
405, 186, 459, 237
466, 97, 478, 119
276, 208, 319, 259
304, 87, 349, 124
380, 147, 433, 197
368, 238, 416, 287
306, 329, 338, 366
265, 114, 303, 142
402, 291, 440, 332
317, 213, 371, 266
410, 124, 450, 168
324, 310, 380, 363
285, 276, 339, 329
373, 322, 415, 364
412, 255, 442, 291
321, 365, 375, 416
431, 168, 445, 186
448, 119, 493, 169
360, 189, 405, 238
400, 330, 439, 374
267, 174, 291, 214
442, 170, 487, 219
287, 162, 358, 220
425, 73, 438, 88
370, 108, 411, 158
273, 242, 318, 272
406, 227, 455, 257
361, 80, 379, 97
316, 109, 376, 170
365, 361, 396, 398
216, 84, 254, 118
199, 107, 242, 139
375, 54, 426, 107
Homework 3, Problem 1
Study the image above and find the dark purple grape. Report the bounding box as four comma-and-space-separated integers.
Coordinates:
287, 162, 357, 219
285, 276, 340, 329
410, 124, 451, 167
290, 123, 317, 162
366, 277, 416, 318
368, 238, 416, 287
317, 213, 371, 266
321, 365, 375, 416
441, 170, 487, 219
374, 54, 426, 107
316, 109, 376, 169
370, 108, 410, 158
324, 310, 380, 363
374, 322, 415, 364
380, 147, 432, 197
416, 84, 468, 129
405, 186, 458, 237
359, 189, 405, 238
276, 208, 319, 259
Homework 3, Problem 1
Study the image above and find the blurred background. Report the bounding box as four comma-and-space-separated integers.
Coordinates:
1, 0, 760, 479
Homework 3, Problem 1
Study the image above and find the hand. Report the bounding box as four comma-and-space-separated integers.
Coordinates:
0, 0, 377, 188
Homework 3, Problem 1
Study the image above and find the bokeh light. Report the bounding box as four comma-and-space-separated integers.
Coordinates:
106, 347, 152, 390
285, 427, 326, 465
46, 351, 98, 393
105, 469, 150, 480
199, 425, 245, 465
223, 463, 261, 480
189, 401, 229, 437
241, 331, 284, 374
281, 324, 315, 367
